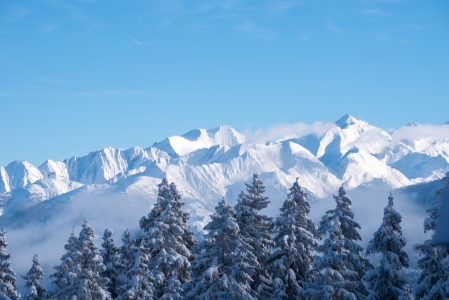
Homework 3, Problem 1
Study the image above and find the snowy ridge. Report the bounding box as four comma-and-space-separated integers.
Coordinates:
151, 125, 245, 157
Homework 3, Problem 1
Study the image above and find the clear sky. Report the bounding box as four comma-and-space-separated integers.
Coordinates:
1, 0, 448, 167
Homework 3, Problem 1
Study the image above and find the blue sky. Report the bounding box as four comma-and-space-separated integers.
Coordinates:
1, 0, 448, 167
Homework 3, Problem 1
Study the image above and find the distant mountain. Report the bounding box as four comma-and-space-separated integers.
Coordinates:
1, 115, 448, 287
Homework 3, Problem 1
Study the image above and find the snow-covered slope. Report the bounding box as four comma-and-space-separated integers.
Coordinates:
331, 146, 412, 188
39, 160, 69, 180
0, 178, 83, 215
376, 136, 449, 183
0, 167, 10, 193
62, 146, 170, 184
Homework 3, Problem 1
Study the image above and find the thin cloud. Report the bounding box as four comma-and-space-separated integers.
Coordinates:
299, 34, 310, 41
265, 0, 297, 14
188, 24, 209, 34
235, 20, 274, 41
327, 21, 343, 32
42, 92, 101, 97
31, 78, 70, 83
0, 91, 160, 97
376, 35, 390, 41
405, 24, 425, 31
245, 121, 337, 142
0, 7, 31, 22
37, 25, 60, 35
361, 9, 392, 16
375, 35, 416, 43
127, 91, 160, 96
125, 34, 142, 45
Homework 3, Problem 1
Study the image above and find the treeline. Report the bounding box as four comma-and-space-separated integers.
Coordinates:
0, 173, 448, 300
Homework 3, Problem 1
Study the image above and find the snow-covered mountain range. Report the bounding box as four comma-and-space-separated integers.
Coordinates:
1, 115, 448, 214
1, 114, 449, 286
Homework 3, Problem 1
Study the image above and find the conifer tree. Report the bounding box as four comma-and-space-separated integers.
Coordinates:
301, 215, 358, 300
160, 271, 183, 300
269, 277, 288, 300
415, 171, 449, 299
318, 185, 373, 299
0, 228, 20, 300
209, 274, 233, 300
234, 173, 275, 298
118, 229, 134, 280
116, 229, 137, 299
21, 254, 46, 300
139, 178, 195, 299
268, 178, 319, 299
184, 198, 239, 299
51, 221, 112, 300
101, 228, 123, 298
116, 242, 155, 300
50, 227, 79, 297
230, 238, 258, 300
363, 194, 414, 300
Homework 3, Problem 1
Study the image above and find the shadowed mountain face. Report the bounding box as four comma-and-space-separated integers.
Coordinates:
0, 115, 448, 290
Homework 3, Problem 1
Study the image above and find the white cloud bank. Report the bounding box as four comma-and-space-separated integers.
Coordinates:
392, 124, 449, 141
245, 121, 336, 142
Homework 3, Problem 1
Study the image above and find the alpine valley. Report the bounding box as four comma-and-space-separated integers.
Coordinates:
1, 114, 449, 289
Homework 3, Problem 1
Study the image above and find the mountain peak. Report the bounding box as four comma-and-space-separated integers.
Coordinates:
152, 125, 245, 157
38, 160, 69, 180
4, 160, 43, 191
335, 114, 364, 129
406, 122, 419, 127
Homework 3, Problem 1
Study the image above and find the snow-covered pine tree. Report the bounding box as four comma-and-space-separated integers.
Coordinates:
117, 229, 134, 291
116, 241, 155, 300
101, 228, 123, 298
160, 271, 183, 300
21, 254, 46, 300
230, 238, 258, 300
184, 198, 240, 300
50, 227, 79, 297
234, 173, 275, 298
209, 274, 233, 300
415, 171, 449, 299
268, 178, 319, 299
139, 178, 195, 299
77, 221, 112, 299
317, 185, 373, 299
0, 228, 20, 300
51, 221, 111, 300
301, 214, 358, 300
269, 277, 288, 300
363, 193, 414, 300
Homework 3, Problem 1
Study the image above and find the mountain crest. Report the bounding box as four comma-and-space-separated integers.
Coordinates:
152, 125, 245, 157
3, 160, 43, 191
335, 114, 367, 129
